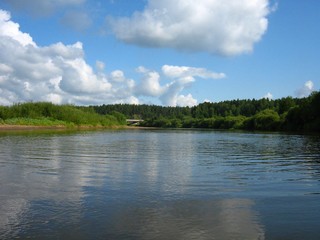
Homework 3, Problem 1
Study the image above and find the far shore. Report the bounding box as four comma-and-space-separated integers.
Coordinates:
0, 124, 152, 131
0, 124, 67, 131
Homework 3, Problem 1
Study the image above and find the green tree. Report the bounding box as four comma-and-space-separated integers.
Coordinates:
249, 109, 281, 131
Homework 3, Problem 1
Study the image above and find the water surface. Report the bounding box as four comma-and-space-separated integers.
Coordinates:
0, 129, 319, 239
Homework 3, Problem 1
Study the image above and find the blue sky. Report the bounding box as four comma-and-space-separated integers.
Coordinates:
0, 0, 319, 106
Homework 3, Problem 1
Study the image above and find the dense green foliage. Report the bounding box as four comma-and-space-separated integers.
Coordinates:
0, 102, 126, 127
93, 91, 320, 132
1, 92, 319, 132
93, 104, 190, 120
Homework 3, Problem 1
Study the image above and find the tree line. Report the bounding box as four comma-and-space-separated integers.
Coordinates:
1, 91, 319, 132
0, 102, 126, 127
94, 91, 320, 132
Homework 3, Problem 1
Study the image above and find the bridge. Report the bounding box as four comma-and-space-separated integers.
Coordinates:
126, 119, 144, 125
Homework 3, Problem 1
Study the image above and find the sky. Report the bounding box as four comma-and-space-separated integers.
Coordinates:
0, 0, 319, 107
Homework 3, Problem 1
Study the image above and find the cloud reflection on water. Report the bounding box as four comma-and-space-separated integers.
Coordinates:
105, 198, 264, 240
2, 130, 319, 239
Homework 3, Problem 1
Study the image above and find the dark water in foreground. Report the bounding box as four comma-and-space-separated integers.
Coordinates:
0, 129, 319, 239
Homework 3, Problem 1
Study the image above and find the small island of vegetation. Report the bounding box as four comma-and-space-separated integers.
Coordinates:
0, 91, 319, 132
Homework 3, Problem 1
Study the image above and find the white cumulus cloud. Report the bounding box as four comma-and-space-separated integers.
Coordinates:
0, 10, 35, 46
176, 94, 198, 107
135, 67, 164, 97
0, 9, 132, 105
108, 0, 271, 56
262, 92, 273, 99
160, 78, 197, 107
0, 9, 225, 107
162, 65, 226, 79
134, 65, 225, 107
160, 65, 225, 106
295, 81, 314, 98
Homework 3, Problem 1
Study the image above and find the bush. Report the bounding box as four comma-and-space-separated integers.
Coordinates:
212, 116, 246, 129
247, 109, 282, 131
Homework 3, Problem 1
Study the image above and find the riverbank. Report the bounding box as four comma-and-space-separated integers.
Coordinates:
0, 124, 66, 131
0, 124, 127, 131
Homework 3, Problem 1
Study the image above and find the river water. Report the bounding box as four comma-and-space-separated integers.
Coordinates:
0, 129, 319, 239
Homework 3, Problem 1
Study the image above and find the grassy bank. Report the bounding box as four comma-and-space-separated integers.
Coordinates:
0, 102, 126, 129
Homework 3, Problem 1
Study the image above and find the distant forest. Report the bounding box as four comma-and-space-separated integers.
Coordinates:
0, 91, 319, 132
93, 91, 320, 132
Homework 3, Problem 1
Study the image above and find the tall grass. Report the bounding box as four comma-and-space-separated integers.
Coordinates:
0, 102, 126, 127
